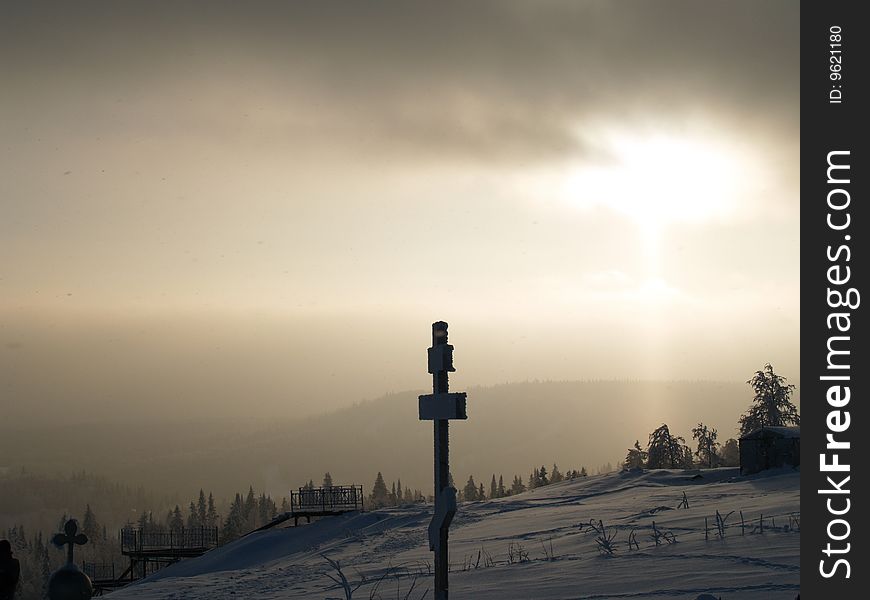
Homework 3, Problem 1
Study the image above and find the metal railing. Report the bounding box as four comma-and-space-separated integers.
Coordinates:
290, 485, 364, 513
82, 561, 115, 581
120, 527, 219, 552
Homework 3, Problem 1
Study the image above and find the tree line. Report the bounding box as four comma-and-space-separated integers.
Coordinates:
1, 483, 283, 599
129, 486, 282, 545
2, 363, 798, 598
365, 461, 591, 508
623, 363, 799, 471
3, 525, 53, 600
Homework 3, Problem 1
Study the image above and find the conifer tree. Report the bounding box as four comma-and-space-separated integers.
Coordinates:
370, 472, 389, 508
682, 445, 695, 469
197, 489, 208, 525
463, 475, 478, 501
206, 493, 218, 528
82, 504, 100, 543
720, 438, 740, 467
497, 475, 505, 498
624, 440, 648, 469
691, 423, 720, 468
739, 363, 800, 436
647, 423, 692, 469
490, 474, 498, 499
242, 487, 257, 530
187, 501, 200, 528
222, 493, 244, 542
257, 493, 269, 527
169, 505, 184, 532
37, 532, 51, 597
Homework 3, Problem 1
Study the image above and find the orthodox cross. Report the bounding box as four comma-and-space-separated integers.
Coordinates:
52, 519, 89, 566
418, 321, 467, 600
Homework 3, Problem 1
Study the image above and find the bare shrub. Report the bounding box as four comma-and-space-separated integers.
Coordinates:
540, 537, 555, 561
507, 542, 530, 564
594, 520, 617, 555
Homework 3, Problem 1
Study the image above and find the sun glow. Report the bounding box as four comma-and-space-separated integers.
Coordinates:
559, 131, 746, 231
513, 126, 762, 311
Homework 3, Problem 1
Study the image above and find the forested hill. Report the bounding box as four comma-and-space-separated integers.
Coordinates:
1, 380, 798, 500
0, 470, 168, 546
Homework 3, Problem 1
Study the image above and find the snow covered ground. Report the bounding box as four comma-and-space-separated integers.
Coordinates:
111, 468, 799, 599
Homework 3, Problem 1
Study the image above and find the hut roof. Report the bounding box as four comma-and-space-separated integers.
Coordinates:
740, 426, 800, 441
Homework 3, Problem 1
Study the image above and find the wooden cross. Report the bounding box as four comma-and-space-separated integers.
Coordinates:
52, 519, 89, 565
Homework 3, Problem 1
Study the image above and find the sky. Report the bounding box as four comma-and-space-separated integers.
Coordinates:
0, 1, 800, 424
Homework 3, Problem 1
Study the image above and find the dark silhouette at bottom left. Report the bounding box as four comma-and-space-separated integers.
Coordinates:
0, 540, 20, 600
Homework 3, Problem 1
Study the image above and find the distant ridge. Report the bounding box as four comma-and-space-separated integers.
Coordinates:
2, 380, 799, 499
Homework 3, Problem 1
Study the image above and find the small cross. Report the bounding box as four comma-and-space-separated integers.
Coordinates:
52, 519, 88, 565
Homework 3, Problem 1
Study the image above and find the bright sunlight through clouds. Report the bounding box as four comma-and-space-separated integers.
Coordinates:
559, 128, 754, 231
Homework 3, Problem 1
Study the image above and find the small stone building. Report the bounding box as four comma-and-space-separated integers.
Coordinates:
739, 426, 800, 475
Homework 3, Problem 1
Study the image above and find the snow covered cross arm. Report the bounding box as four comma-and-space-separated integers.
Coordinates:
418, 321, 467, 600
418, 392, 467, 420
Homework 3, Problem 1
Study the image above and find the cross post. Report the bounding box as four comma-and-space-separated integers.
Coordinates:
418, 321, 467, 600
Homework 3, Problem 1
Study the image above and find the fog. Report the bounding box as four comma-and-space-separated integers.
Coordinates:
1, 1, 798, 431
1, 381, 801, 499
1, 310, 797, 426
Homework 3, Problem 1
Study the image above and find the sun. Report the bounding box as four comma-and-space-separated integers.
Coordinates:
559, 130, 745, 231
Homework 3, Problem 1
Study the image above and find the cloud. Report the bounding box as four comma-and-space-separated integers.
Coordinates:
1, 1, 799, 165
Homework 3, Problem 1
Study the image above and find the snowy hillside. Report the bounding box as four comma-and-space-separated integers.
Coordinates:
112, 468, 800, 599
